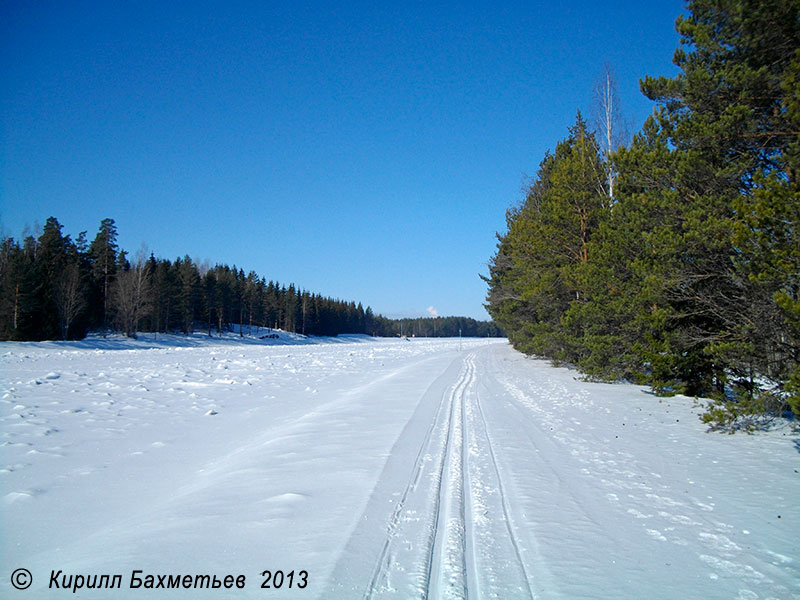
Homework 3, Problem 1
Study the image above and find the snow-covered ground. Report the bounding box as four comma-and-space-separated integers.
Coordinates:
2, 335, 798, 599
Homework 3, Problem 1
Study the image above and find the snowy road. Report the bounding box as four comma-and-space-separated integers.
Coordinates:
2, 336, 799, 599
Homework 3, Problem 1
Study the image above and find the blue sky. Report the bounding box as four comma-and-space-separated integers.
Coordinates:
1, 0, 684, 320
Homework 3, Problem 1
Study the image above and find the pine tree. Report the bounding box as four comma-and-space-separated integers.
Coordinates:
486, 114, 607, 363
37, 217, 73, 339
0, 237, 41, 339
634, 0, 800, 410
176, 256, 201, 334
88, 218, 118, 336
203, 270, 217, 336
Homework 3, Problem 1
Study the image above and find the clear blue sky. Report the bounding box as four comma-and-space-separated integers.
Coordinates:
1, 0, 684, 320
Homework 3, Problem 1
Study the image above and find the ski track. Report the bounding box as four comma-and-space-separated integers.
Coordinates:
363, 350, 533, 600
3, 337, 798, 599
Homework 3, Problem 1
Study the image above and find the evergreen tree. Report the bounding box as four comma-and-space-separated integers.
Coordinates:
485, 114, 606, 362
88, 218, 118, 335
485, 0, 800, 427
203, 269, 217, 336
2, 215, 501, 343
37, 217, 72, 339
0, 238, 36, 339
635, 0, 800, 409
175, 256, 201, 334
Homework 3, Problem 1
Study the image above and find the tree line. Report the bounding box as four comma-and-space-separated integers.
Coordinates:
392, 316, 502, 338
484, 0, 799, 429
0, 217, 500, 341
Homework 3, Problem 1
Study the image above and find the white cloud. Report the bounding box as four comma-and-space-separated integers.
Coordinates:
426, 306, 439, 318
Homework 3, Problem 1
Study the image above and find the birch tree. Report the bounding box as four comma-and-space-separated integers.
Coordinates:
112, 255, 152, 338
54, 262, 85, 340
592, 64, 627, 201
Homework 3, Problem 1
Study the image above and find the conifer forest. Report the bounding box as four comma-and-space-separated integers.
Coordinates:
0, 217, 500, 344
484, 0, 800, 428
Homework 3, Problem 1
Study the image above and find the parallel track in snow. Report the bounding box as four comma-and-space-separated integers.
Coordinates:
361, 360, 456, 598
425, 350, 472, 599
363, 350, 532, 599
468, 372, 534, 599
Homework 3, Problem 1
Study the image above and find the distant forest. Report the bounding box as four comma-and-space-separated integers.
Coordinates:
0, 217, 502, 341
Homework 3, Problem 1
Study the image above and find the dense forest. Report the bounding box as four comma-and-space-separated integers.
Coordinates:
0, 217, 500, 342
390, 316, 502, 338
484, 0, 800, 429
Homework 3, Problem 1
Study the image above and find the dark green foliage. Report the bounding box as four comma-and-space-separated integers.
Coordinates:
0, 219, 89, 341
486, 0, 800, 428
382, 316, 503, 338
0, 237, 39, 339
1, 218, 502, 341
485, 114, 608, 364
88, 218, 118, 334
175, 256, 201, 335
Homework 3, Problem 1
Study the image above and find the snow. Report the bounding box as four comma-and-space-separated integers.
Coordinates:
1, 335, 798, 599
